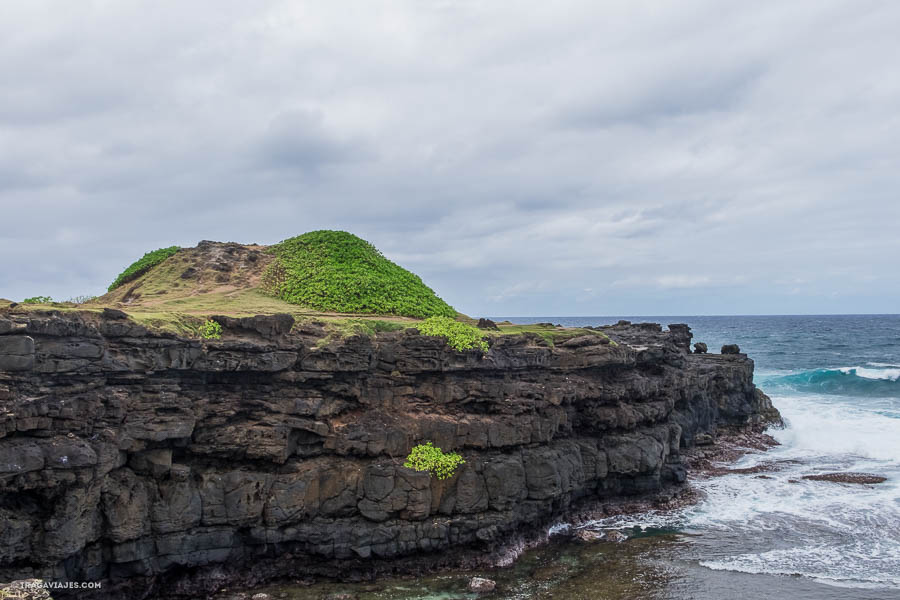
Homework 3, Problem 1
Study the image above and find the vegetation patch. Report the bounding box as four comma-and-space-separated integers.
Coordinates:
418, 316, 489, 352
262, 230, 456, 318
200, 319, 223, 339
491, 323, 614, 347
22, 296, 53, 304
404, 442, 465, 480
108, 246, 181, 292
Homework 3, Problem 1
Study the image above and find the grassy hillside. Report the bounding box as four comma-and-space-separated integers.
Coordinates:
10, 234, 615, 345
261, 230, 456, 319
108, 246, 181, 291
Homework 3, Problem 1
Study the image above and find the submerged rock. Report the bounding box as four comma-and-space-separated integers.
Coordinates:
573, 529, 604, 543
802, 472, 887, 484
605, 530, 628, 543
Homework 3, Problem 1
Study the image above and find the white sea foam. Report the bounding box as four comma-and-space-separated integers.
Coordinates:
837, 366, 900, 381
771, 394, 900, 460
686, 393, 900, 589
867, 362, 900, 369
700, 541, 900, 590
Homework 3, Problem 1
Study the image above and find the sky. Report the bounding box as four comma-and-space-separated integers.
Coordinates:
1, 1, 898, 316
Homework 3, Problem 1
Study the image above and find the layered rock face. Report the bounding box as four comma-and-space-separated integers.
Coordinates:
0, 311, 778, 598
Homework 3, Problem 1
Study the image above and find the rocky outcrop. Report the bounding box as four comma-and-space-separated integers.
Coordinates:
0, 310, 777, 598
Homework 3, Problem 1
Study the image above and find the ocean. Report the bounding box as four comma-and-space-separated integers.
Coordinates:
256, 315, 900, 600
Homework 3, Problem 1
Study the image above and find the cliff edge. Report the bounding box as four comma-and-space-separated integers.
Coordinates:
0, 310, 779, 598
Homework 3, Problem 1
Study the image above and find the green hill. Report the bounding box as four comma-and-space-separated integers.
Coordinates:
261, 230, 456, 319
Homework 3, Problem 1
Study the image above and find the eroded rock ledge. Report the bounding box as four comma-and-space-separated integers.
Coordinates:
0, 311, 779, 598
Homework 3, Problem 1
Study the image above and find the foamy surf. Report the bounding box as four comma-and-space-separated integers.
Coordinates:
681, 390, 900, 590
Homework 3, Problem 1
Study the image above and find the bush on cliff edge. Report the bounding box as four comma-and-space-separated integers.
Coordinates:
417, 316, 489, 352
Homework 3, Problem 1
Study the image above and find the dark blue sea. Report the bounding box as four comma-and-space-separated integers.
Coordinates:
260, 315, 900, 600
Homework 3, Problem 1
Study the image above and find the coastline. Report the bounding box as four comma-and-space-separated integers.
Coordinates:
0, 310, 779, 599
212, 426, 783, 600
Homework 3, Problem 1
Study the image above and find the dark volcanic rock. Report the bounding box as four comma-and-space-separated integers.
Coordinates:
476, 318, 499, 331
211, 313, 295, 338
667, 324, 692, 352
693, 342, 708, 354
721, 344, 741, 354
0, 311, 777, 598
802, 472, 887, 484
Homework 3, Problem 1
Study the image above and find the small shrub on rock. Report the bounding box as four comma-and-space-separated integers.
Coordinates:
22, 296, 53, 304
200, 319, 222, 340
417, 316, 489, 352
404, 442, 465, 480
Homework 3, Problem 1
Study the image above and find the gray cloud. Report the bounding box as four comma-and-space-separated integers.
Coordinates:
255, 110, 366, 172
1, 0, 899, 315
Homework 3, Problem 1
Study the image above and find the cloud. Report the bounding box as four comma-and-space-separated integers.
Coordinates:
255, 110, 366, 172
0, 0, 899, 315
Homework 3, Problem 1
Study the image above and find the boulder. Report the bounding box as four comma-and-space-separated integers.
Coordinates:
693, 342, 708, 354
467, 577, 497, 593
721, 344, 741, 354
694, 433, 714, 446
102, 308, 129, 320
477, 318, 499, 331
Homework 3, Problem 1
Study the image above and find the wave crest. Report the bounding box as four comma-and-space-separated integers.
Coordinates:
762, 366, 900, 396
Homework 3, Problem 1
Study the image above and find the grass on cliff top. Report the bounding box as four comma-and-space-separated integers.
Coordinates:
488, 322, 613, 346
261, 230, 457, 319
108, 246, 181, 292
3, 299, 610, 348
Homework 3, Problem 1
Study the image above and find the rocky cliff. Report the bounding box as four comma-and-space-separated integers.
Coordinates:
0, 310, 778, 598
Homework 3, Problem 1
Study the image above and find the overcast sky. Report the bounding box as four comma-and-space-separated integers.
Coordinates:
1, 1, 898, 316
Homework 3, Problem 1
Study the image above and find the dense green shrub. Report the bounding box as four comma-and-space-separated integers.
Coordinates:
108, 246, 180, 292
22, 296, 53, 304
200, 319, 222, 339
262, 231, 456, 318
418, 316, 489, 352
404, 442, 465, 480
